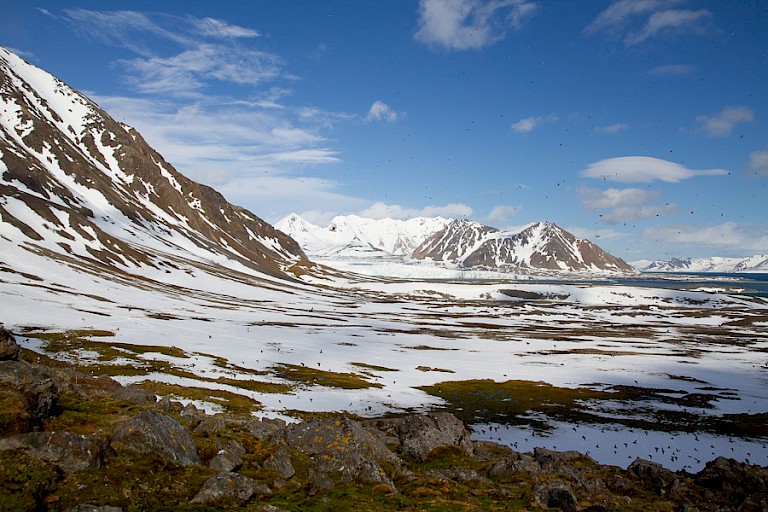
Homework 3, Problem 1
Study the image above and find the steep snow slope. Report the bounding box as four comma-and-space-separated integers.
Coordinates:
0, 46, 307, 280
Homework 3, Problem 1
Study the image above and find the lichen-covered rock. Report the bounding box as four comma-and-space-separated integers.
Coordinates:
280, 417, 402, 488
190, 472, 258, 507
694, 456, 768, 510
263, 443, 295, 479
392, 412, 474, 461
0, 431, 109, 473
209, 439, 246, 473
111, 409, 200, 465
0, 360, 58, 433
0, 325, 20, 360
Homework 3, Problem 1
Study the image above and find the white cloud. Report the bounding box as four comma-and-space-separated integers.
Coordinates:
643, 222, 768, 253
566, 226, 626, 241
191, 17, 260, 38
594, 123, 628, 134
415, 0, 538, 51
487, 204, 522, 223
581, 156, 729, 183
694, 106, 754, 138
357, 201, 472, 220
585, 1, 714, 46
647, 64, 697, 76
747, 150, 768, 177
578, 186, 677, 223
625, 9, 711, 45
510, 113, 557, 133
365, 101, 402, 123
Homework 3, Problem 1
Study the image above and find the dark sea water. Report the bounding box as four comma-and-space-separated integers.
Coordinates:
615, 272, 768, 298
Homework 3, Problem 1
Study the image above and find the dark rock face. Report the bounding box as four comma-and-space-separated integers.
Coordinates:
63, 506, 123, 512
0, 431, 109, 473
533, 479, 580, 512
190, 472, 259, 507
279, 417, 401, 488
694, 457, 768, 510
111, 409, 200, 465
0, 326, 20, 360
628, 458, 680, 496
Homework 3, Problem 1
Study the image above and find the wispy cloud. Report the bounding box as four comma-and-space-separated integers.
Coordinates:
643, 222, 768, 253
648, 64, 697, 76
594, 123, 628, 135
578, 186, 677, 223
581, 156, 729, 183
365, 101, 403, 123
747, 150, 768, 177
53, 8, 357, 221
415, 0, 538, 51
487, 204, 522, 224
585, 0, 714, 46
694, 106, 754, 138
358, 201, 472, 220
510, 113, 557, 133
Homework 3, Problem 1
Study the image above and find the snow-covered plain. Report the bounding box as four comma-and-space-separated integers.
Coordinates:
2, 231, 767, 472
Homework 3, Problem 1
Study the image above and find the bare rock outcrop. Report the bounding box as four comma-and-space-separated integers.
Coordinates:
111, 409, 200, 465
0, 431, 109, 473
0, 325, 20, 360
190, 472, 262, 507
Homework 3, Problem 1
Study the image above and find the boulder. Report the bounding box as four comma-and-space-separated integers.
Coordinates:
0, 431, 109, 473
279, 417, 402, 488
111, 385, 156, 405
209, 439, 246, 473
190, 472, 258, 507
533, 479, 580, 512
111, 410, 200, 465
694, 456, 768, 510
0, 326, 20, 360
628, 458, 680, 496
0, 360, 58, 433
489, 453, 539, 479
395, 412, 474, 461
263, 444, 295, 479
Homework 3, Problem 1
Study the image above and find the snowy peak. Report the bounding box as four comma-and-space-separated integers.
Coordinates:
0, 46, 306, 279
276, 213, 451, 257
411, 219, 497, 262
635, 255, 768, 273
413, 220, 636, 274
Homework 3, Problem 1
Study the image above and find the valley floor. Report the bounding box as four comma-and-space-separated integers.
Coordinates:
1, 239, 767, 473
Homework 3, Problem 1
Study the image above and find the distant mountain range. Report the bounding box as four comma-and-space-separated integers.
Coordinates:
279, 215, 636, 274
0, 46, 307, 280
412, 219, 636, 273
633, 256, 768, 273
275, 213, 451, 259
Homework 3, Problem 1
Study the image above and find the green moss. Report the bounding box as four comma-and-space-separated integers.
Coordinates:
0, 450, 61, 512
350, 362, 399, 372
418, 379, 735, 435
273, 364, 383, 390
44, 389, 139, 435
138, 381, 262, 416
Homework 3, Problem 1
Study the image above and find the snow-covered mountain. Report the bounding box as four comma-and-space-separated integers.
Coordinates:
413, 219, 636, 273
276, 213, 451, 258
0, 47, 307, 280
634, 255, 768, 273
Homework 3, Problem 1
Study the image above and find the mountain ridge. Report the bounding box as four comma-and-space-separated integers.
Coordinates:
413, 219, 637, 274
633, 255, 768, 273
0, 46, 308, 280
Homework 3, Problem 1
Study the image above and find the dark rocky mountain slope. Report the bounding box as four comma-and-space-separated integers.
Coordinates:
0, 46, 307, 280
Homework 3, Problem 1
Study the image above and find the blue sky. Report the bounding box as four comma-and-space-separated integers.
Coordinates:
2, 1, 767, 261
